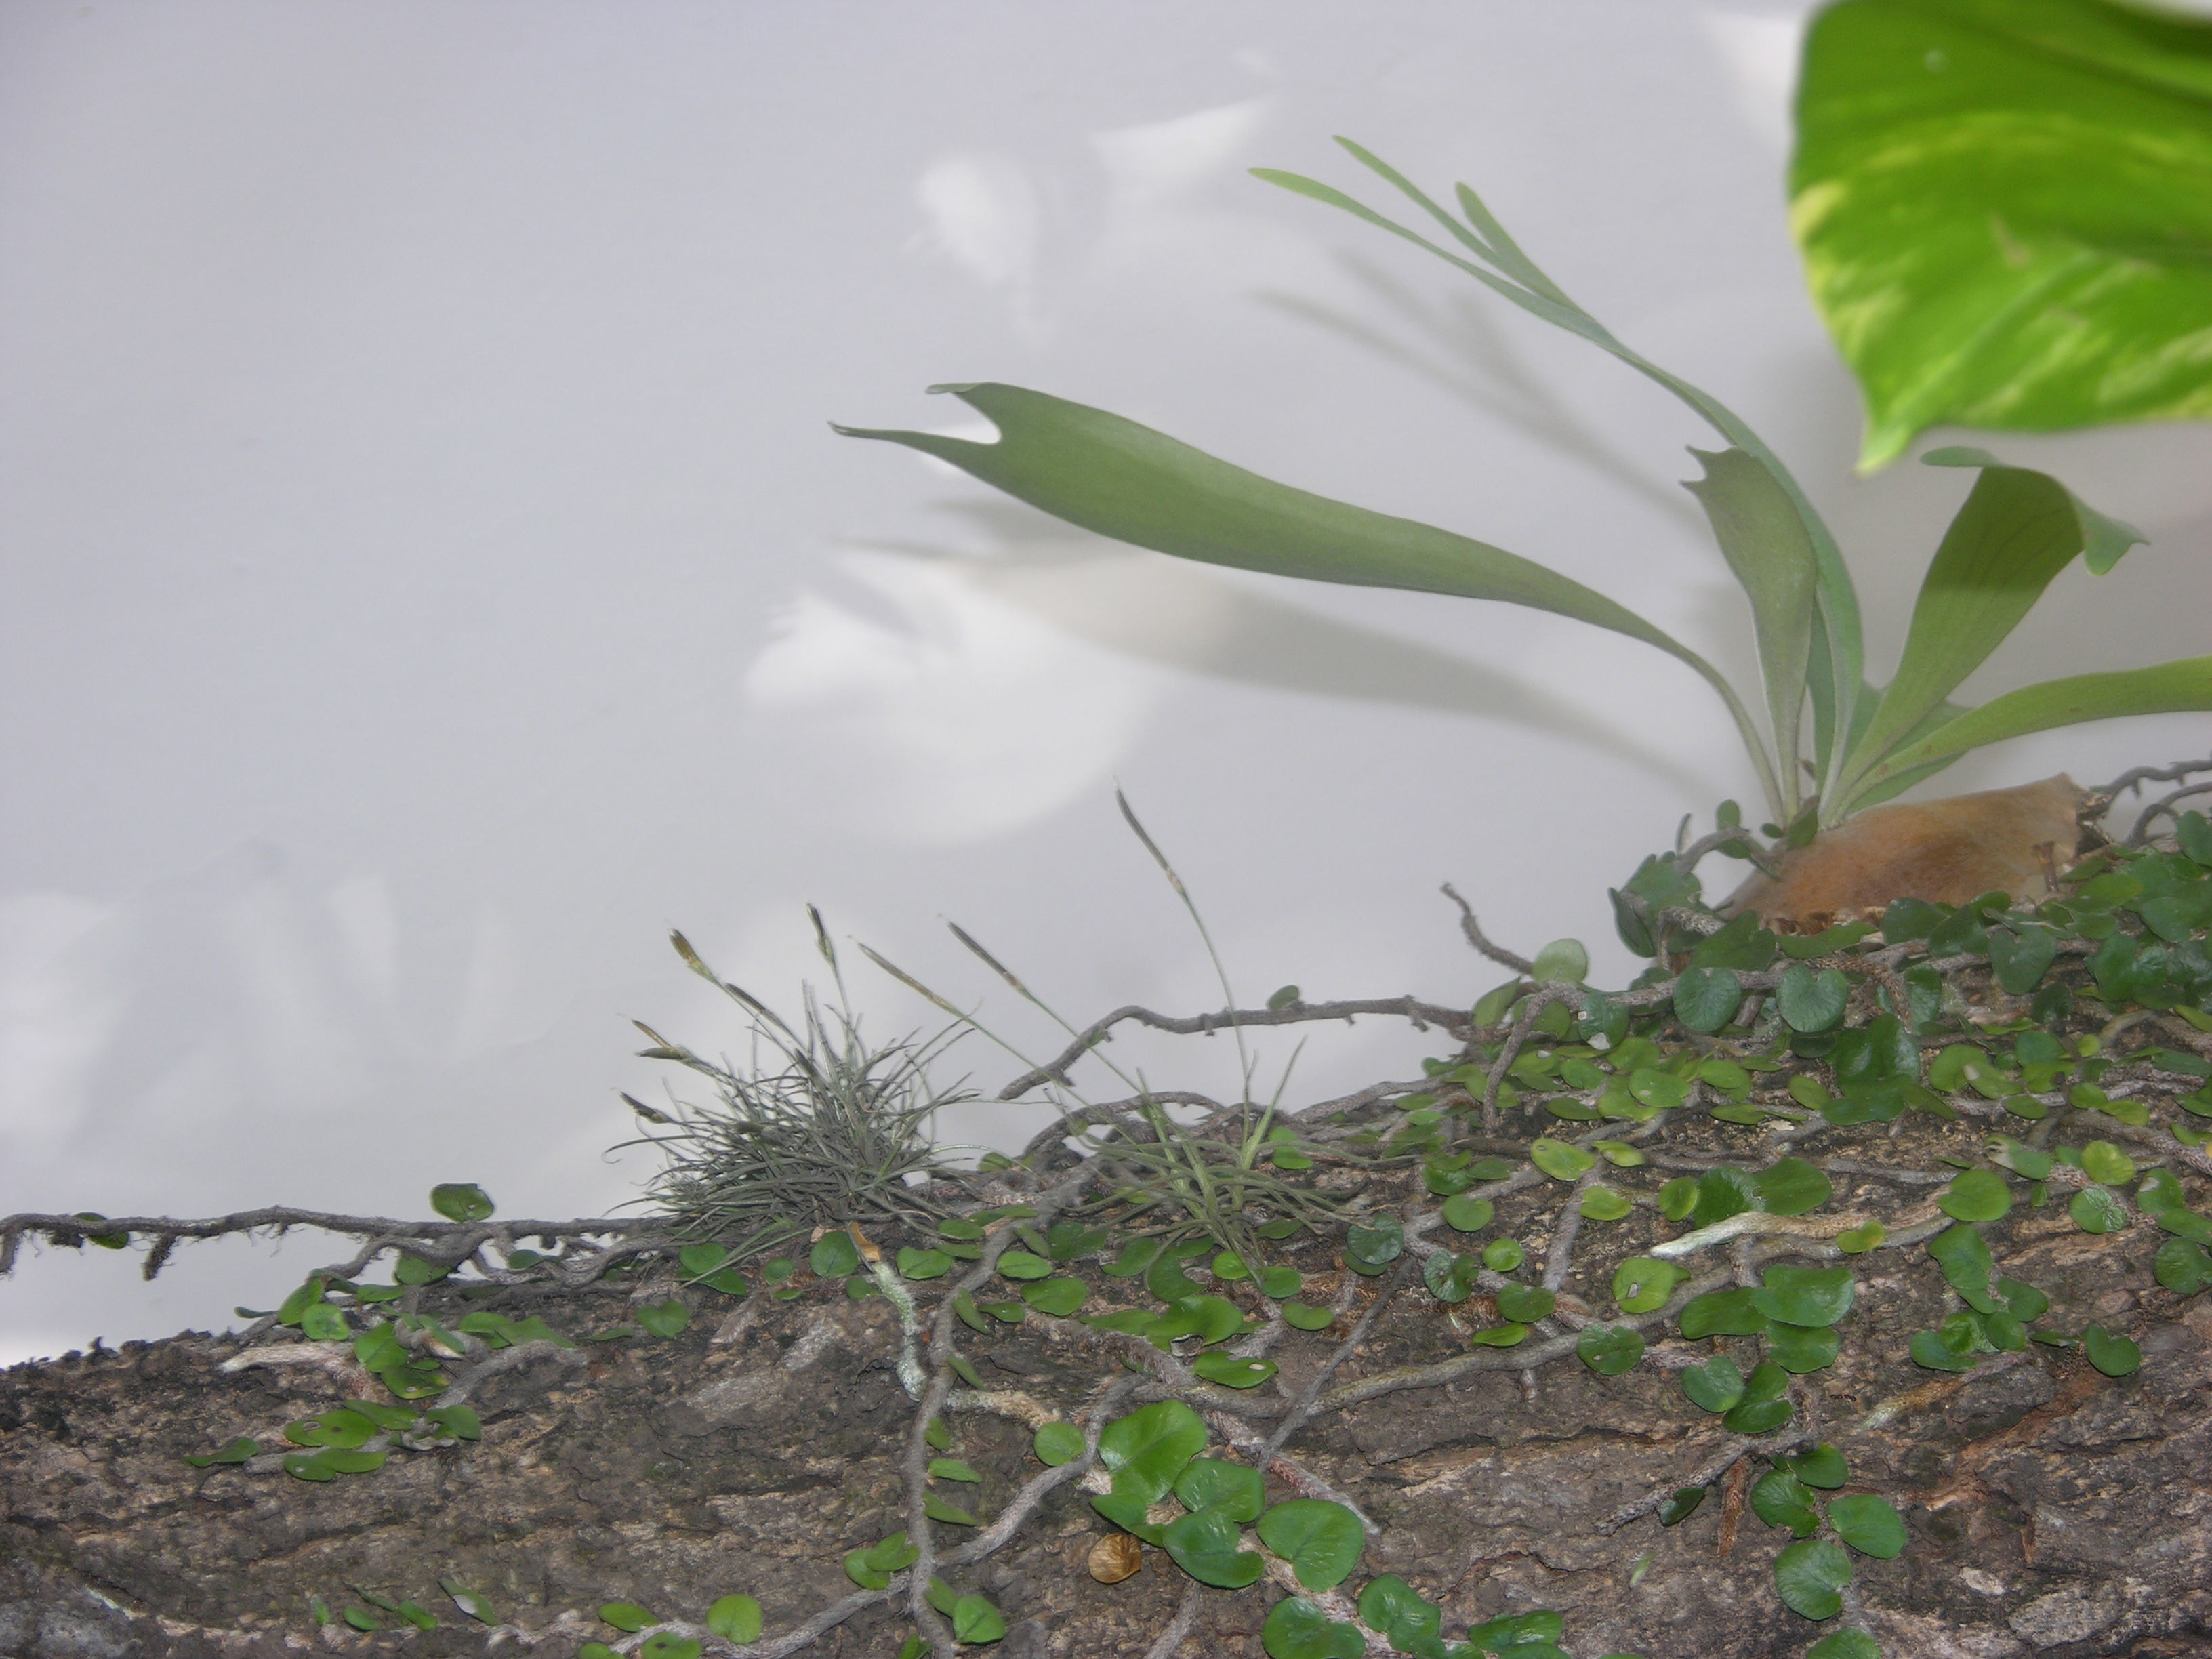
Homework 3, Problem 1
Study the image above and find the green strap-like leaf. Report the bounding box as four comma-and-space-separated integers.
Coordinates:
1832, 678, 1968, 814
1795, 0, 2212, 470
1683, 447, 1818, 779
1261, 140, 1863, 807
1840, 448, 2146, 798
1857, 655, 2212, 791
834, 381, 1782, 815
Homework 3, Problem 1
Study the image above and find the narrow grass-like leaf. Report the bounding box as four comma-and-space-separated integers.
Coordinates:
1854, 656, 2212, 799
1285, 140, 1866, 790
1842, 453, 2145, 800
1683, 447, 1818, 781
837, 383, 1784, 817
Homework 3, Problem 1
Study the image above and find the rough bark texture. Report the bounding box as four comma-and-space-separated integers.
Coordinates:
5, 1157, 2209, 1659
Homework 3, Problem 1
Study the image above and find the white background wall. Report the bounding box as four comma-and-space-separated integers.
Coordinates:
5, 1, 2209, 1366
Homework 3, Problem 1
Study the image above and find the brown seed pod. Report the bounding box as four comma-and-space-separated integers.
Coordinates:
1087, 1532, 1143, 1584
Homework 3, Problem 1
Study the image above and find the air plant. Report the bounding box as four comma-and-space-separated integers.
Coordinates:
619, 914, 970, 1258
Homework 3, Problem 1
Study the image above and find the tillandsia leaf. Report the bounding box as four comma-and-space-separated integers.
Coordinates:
1839, 449, 2149, 806
1683, 447, 1818, 791
1794, 0, 2212, 470
1854, 655, 2212, 796
836, 382, 1786, 819
1262, 138, 1865, 802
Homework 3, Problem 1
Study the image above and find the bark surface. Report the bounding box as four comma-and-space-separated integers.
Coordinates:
4, 1142, 2209, 1659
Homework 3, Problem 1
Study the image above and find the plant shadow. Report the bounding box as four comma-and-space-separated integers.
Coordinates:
847, 495, 1713, 799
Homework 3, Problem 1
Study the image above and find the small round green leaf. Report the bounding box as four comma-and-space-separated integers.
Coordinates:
1344, 1216, 1404, 1272
1282, 1301, 1336, 1331
1939, 1168, 2012, 1223
639, 1637, 699, 1659
299, 1303, 351, 1343
2069, 1187, 2127, 1234
1255, 1498, 1365, 1591
1174, 1456, 1265, 1523
1673, 965, 1745, 1032
897, 1246, 953, 1281
2083, 1324, 2142, 1376
1467, 1322, 1529, 1347
2135, 1168, 2187, 1217
1481, 1238, 1525, 1272
951, 1595, 1006, 1644
1150, 1293, 1243, 1346
1355, 1576, 1439, 1650
1750, 1469, 1818, 1536
1750, 1265, 1856, 1330
1790, 1443, 1849, 1488
1806, 1631, 1881, 1659
1576, 1323, 1645, 1376
1422, 1249, 1481, 1305
1161, 1504, 1265, 1587
1658, 1176, 1698, 1221
1828, 1493, 1908, 1559
1836, 1220, 1885, 1254
810, 1232, 861, 1277
598, 1603, 655, 1633
1691, 1167, 1761, 1228
1261, 1265, 1303, 1300
1679, 1287, 1766, 1340
1532, 937, 1589, 984
1097, 1400, 1208, 1504
2081, 1141, 2138, 1186
1033, 1421, 1084, 1466
636, 1300, 689, 1338
2155, 1237, 2212, 1296
1772, 1538, 1852, 1620
1193, 1353, 1278, 1389
1658, 1485, 1707, 1526
1495, 1284, 1556, 1324
1612, 1256, 1683, 1315
1681, 1353, 1745, 1413
1723, 1397, 1795, 1435
1765, 1320, 1841, 1374
1441, 1194, 1494, 1233
1777, 964, 1849, 1032
1531, 1139, 1595, 1180
1020, 1277, 1086, 1317
1579, 1184, 1633, 1221
1753, 1155, 1832, 1217
1987, 925, 2057, 995
1261, 1595, 1364, 1659
998, 1248, 1055, 1280
428, 1183, 494, 1224
1909, 1328, 1979, 1372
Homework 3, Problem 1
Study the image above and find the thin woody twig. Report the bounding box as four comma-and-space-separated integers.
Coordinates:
0, 1206, 663, 1282
994, 997, 1468, 1100
1441, 882, 1534, 975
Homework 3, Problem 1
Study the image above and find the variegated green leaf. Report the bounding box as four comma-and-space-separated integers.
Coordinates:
1795, 0, 2212, 470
